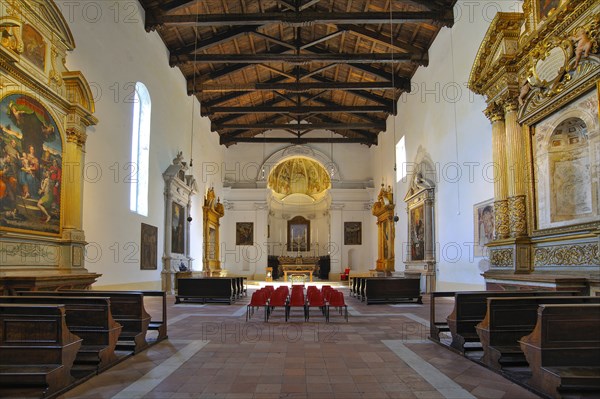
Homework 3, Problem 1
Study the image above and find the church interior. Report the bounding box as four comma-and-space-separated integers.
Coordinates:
0, 0, 599, 398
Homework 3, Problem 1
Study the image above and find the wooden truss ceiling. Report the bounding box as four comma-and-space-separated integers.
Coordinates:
140, 0, 457, 146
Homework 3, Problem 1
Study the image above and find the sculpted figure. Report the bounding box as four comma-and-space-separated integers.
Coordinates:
571, 28, 593, 69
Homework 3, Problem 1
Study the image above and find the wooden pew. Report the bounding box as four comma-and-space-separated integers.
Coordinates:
19, 291, 150, 354
59, 290, 167, 344
176, 278, 235, 304
476, 296, 600, 371
0, 304, 82, 398
446, 290, 577, 354
519, 304, 600, 398
363, 278, 422, 304
0, 296, 122, 375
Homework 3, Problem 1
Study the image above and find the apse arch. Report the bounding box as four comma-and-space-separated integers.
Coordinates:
256, 145, 341, 183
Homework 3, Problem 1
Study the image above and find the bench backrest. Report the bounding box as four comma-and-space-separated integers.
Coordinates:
524, 304, 600, 367
450, 291, 577, 332
482, 296, 600, 345
0, 296, 114, 331
365, 278, 420, 297
0, 304, 82, 365
177, 278, 234, 297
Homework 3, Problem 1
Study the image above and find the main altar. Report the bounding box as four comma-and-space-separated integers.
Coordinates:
278, 256, 319, 282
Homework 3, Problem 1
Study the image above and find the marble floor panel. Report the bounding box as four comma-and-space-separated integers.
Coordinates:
55, 286, 541, 399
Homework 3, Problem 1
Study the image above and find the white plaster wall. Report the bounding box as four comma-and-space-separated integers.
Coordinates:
57, 1, 224, 287
371, 1, 522, 290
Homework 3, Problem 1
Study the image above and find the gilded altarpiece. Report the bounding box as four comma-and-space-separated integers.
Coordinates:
0, 0, 100, 293
162, 154, 197, 294
469, 0, 600, 294
202, 187, 225, 277
371, 185, 395, 274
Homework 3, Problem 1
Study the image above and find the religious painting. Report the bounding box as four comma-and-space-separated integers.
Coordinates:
344, 222, 362, 245
236, 222, 253, 246
171, 202, 185, 254
287, 215, 310, 252
409, 204, 425, 261
22, 24, 46, 70
141, 223, 158, 270
537, 0, 561, 21
474, 199, 495, 257
0, 93, 62, 235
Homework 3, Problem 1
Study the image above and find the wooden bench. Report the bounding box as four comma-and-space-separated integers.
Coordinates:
59, 290, 168, 344
363, 278, 422, 304
176, 278, 235, 304
20, 291, 151, 354
0, 296, 122, 375
476, 296, 600, 371
519, 304, 600, 398
0, 304, 82, 398
446, 290, 577, 354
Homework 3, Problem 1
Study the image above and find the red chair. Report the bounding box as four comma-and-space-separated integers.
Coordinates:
305, 291, 328, 322
247, 290, 268, 321
286, 290, 306, 321
266, 289, 288, 322
328, 291, 348, 322
340, 268, 350, 281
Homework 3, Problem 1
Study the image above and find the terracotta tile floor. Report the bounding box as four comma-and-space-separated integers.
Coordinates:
52, 284, 541, 399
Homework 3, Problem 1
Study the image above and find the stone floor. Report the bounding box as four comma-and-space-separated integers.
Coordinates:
54, 283, 541, 399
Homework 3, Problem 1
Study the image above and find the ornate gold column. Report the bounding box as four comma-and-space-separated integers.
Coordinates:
504, 100, 528, 238
485, 103, 509, 240
63, 127, 86, 232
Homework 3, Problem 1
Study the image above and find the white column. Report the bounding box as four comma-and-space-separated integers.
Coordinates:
329, 203, 345, 278
254, 203, 269, 277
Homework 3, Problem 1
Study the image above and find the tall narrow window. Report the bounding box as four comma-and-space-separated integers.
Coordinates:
395, 136, 406, 182
130, 82, 151, 216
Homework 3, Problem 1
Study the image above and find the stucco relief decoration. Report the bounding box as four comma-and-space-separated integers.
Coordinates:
490, 248, 513, 267
0, 18, 22, 53
534, 243, 599, 266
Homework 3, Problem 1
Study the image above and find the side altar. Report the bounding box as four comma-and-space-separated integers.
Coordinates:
278, 256, 319, 282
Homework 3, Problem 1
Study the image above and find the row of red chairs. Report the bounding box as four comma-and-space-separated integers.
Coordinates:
246, 285, 348, 322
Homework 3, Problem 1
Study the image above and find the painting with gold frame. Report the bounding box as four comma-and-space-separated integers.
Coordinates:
0, 93, 62, 235
287, 216, 310, 252
474, 199, 495, 257
537, 0, 561, 22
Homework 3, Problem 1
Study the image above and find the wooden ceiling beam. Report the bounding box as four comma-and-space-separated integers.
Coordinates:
204, 105, 393, 115
147, 11, 454, 29
172, 52, 419, 65
213, 122, 385, 131
338, 24, 426, 57
221, 136, 376, 145
171, 26, 256, 56
196, 81, 405, 92
159, 0, 200, 13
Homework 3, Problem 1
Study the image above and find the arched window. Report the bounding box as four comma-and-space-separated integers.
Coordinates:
396, 136, 406, 182
130, 82, 151, 216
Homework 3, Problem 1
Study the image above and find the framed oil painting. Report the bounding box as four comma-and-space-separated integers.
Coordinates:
409, 204, 425, 261
22, 24, 46, 70
0, 93, 62, 235
171, 202, 185, 254
236, 222, 253, 245
141, 223, 158, 270
474, 199, 495, 257
537, 0, 561, 21
344, 222, 362, 245
287, 216, 310, 252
